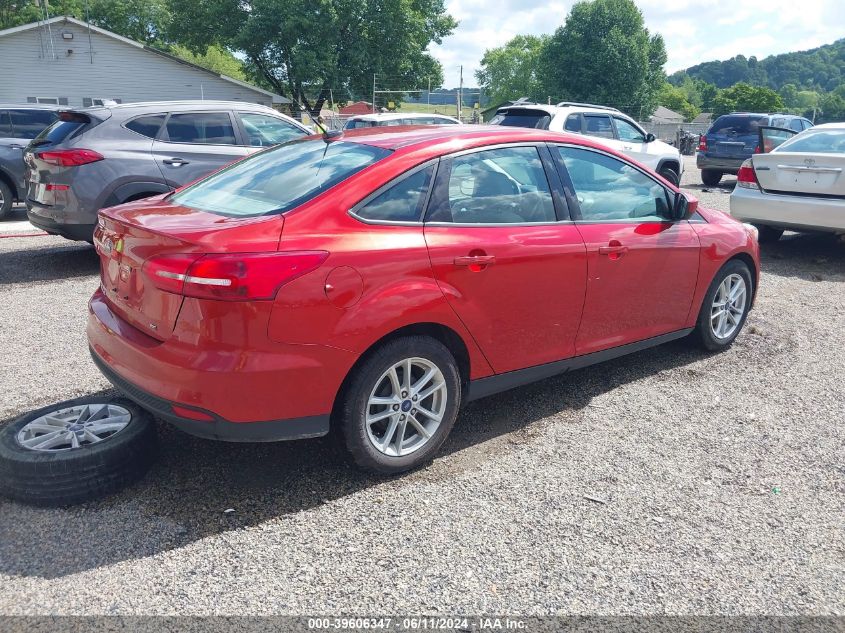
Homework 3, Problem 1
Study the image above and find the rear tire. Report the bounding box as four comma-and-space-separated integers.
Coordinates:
659, 167, 680, 186
0, 179, 13, 220
0, 396, 157, 507
339, 336, 461, 474
701, 169, 722, 187
693, 260, 753, 352
755, 225, 784, 244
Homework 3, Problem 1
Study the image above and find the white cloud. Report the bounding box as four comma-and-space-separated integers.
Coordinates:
431, 0, 845, 87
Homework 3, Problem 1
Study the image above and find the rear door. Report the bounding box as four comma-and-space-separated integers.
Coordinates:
423, 144, 587, 373
753, 128, 845, 196
757, 126, 797, 154
551, 144, 700, 355
150, 110, 247, 187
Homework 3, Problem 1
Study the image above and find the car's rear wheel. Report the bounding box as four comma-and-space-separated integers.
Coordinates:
701, 169, 722, 187
0, 179, 13, 220
0, 396, 157, 507
659, 166, 680, 185
755, 224, 784, 244
339, 336, 461, 474
693, 260, 753, 351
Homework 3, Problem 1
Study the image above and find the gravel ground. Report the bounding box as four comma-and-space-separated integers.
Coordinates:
0, 156, 843, 616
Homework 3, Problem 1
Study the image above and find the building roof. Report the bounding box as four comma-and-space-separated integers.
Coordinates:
0, 16, 289, 104
651, 106, 685, 123
691, 112, 713, 124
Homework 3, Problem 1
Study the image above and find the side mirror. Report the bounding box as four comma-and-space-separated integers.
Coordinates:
645, 132, 656, 143
673, 192, 698, 220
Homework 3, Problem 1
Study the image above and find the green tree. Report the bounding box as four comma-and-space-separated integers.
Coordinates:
658, 83, 699, 121
712, 83, 784, 115
168, 44, 246, 80
538, 0, 667, 119
820, 89, 845, 122
167, 0, 455, 115
475, 35, 548, 104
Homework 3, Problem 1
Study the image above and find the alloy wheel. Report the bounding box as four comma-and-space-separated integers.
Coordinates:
16, 403, 132, 452
710, 273, 747, 339
365, 357, 447, 457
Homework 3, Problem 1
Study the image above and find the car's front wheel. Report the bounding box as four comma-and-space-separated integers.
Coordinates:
0, 179, 13, 220
701, 169, 722, 187
339, 336, 461, 474
693, 260, 753, 351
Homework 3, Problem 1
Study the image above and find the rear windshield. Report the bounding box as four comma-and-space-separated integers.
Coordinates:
344, 119, 377, 129
170, 139, 391, 217
488, 109, 552, 130
776, 129, 845, 154
710, 115, 767, 135
32, 118, 87, 145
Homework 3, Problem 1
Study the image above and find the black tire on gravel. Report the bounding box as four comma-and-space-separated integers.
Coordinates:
692, 259, 754, 352
755, 224, 784, 244
0, 396, 158, 507
659, 167, 680, 186
339, 336, 461, 475
701, 169, 722, 187
0, 179, 13, 220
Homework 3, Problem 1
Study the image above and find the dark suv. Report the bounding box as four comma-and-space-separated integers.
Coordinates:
697, 112, 813, 186
0, 105, 61, 218
25, 101, 309, 241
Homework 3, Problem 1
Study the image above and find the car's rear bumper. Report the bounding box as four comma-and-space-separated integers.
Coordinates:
696, 154, 745, 174
730, 186, 845, 233
87, 289, 353, 441
26, 199, 96, 241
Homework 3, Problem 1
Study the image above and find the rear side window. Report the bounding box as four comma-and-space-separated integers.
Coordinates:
489, 109, 551, 130
584, 114, 614, 139
239, 112, 305, 146
0, 111, 11, 136
564, 114, 581, 132
170, 140, 391, 217
354, 164, 435, 222
9, 109, 58, 139
125, 114, 165, 139
165, 112, 237, 145
710, 115, 767, 135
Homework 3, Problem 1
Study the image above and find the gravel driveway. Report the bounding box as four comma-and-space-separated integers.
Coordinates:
0, 157, 843, 616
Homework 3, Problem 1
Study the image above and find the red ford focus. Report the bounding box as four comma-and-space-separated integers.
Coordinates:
87, 126, 760, 473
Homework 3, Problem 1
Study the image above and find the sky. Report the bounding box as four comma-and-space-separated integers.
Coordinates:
430, 0, 845, 88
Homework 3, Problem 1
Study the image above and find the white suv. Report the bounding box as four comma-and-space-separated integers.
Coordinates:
489, 101, 683, 184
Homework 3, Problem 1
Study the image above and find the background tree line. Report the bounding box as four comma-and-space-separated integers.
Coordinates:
0, 0, 455, 115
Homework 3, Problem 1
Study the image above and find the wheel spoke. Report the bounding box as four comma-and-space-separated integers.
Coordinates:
416, 405, 443, 423
367, 408, 394, 425
369, 396, 396, 406
411, 367, 437, 394
19, 429, 66, 449
395, 418, 408, 454
417, 380, 445, 402
403, 359, 412, 392
380, 416, 400, 451
83, 429, 103, 444
88, 420, 128, 434
408, 415, 431, 439
388, 367, 401, 396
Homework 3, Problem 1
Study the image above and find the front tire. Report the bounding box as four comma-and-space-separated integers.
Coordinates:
659, 167, 680, 186
701, 169, 722, 187
0, 396, 157, 507
339, 336, 461, 474
693, 260, 753, 351
0, 179, 13, 220
755, 225, 784, 244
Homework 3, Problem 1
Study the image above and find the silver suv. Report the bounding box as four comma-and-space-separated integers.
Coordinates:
25, 101, 309, 241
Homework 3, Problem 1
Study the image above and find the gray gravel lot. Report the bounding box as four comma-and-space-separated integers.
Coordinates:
0, 157, 843, 615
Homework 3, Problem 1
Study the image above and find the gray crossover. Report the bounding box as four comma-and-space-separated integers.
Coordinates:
25, 100, 310, 241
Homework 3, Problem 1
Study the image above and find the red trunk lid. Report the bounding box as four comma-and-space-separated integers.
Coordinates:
95, 197, 284, 340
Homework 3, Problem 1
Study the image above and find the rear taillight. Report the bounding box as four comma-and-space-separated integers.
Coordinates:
36, 148, 104, 167
698, 136, 707, 152
143, 251, 329, 301
736, 159, 759, 190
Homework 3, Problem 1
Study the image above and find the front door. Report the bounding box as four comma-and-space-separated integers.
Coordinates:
423, 145, 588, 373
552, 144, 701, 356
151, 111, 248, 188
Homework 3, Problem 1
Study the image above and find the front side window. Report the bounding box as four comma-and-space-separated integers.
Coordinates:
614, 117, 646, 142
556, 146, 672, 222
125, 114, 166, 139
429, 146, 555, 224
355, 164, 435, 222
788, 119, 804, 132
170, 139, 390, 217
239, 112, 305, 146
9, 109, 58, 139
584, 114, 614, 139
165, 112, 237, 145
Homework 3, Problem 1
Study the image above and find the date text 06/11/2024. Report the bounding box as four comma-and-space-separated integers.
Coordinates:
307, 617, 528, 630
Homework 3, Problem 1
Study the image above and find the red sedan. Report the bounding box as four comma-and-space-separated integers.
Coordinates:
87, 126, 760, 473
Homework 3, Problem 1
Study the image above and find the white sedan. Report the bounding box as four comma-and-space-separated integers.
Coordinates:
730, 122, 845, 242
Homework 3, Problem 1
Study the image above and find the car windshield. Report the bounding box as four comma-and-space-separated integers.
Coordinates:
710, 115, 767, 135
344, 119, 377, 129
488, 109, 551, 129
775, 129, 845, 154
170, 139, 391, 217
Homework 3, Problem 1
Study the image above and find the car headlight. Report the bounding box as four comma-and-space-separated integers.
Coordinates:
742, 222, 759, 240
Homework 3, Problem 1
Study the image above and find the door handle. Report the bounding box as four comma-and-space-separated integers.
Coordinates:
454, 254, 496, 270
599, 242, 628, 260
9, 144, 24, 150
162, 158, 189, 166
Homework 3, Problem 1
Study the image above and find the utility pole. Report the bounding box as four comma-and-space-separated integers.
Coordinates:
372, 73, 377, 113
457, 65, 463, 121
428, 77, 431, 106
